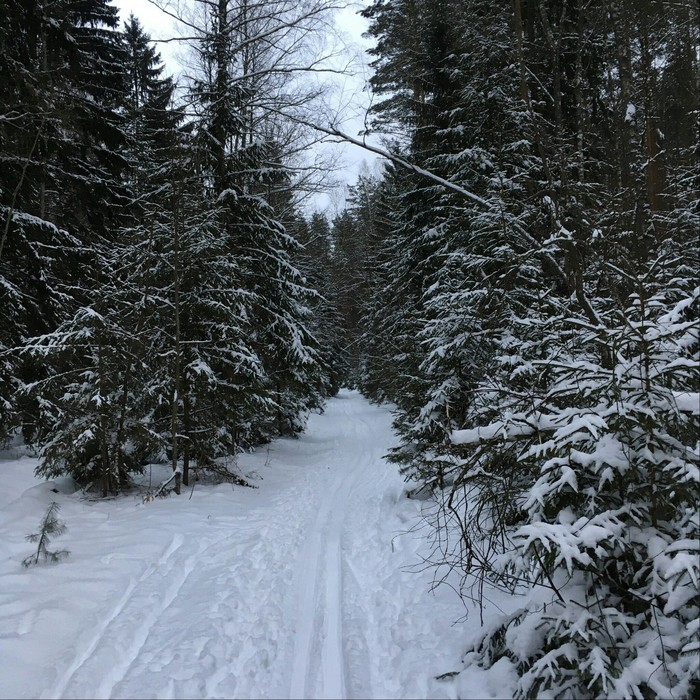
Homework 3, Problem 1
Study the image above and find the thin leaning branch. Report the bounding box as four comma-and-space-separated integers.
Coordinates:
272, 111, 604, 326
308, 118, 491, 208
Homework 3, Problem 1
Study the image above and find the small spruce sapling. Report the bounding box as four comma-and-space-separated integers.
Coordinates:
23, 502, 70, 567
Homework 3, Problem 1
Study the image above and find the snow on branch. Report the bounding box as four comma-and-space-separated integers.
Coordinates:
451, 413, 562, 445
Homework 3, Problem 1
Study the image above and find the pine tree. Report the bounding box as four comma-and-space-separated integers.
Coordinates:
358, 0, 700, 696
22, 502, 69, 567
1, 0, 130, 443
19, 15, 178, 495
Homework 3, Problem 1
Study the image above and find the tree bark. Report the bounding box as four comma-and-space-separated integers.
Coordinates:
513, 0, 529, 104
182, 394, 191, 487
171, 188, 182, 496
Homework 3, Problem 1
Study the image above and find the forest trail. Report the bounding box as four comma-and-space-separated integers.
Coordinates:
0, 391, 470, 700
288, 394, 377, 699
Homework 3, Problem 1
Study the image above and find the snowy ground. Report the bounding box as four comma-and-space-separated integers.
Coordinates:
0, 390, 512, 699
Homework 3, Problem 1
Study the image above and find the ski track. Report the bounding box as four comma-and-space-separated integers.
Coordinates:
6, 391, 441, 700
45, 534, 187, 700
288, 434, 356, 700
288, 398, 381, 699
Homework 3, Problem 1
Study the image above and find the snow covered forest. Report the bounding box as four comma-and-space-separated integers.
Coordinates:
1, 0, 699, 698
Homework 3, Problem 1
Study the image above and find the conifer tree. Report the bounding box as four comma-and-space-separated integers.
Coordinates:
358, 0, 700, 695
22, 502, 69, 567
292, 211, 346, 395
1, 0, 130, 443
19, 16, 177, 495
183, 0, 330, 446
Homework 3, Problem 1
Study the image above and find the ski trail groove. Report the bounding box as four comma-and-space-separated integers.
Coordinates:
25, 392, 396, 700
289, 400, 375, 700
46, 533, 185, 699
288, 473, 337, 699
78, 529, 258, 698
96, 552, 199, 699
320, 468, 351, 700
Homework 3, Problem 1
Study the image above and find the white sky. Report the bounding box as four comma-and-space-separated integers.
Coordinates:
111, 0, 382, 215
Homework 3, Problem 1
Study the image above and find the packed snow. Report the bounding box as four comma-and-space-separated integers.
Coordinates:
0, 390, 510, 699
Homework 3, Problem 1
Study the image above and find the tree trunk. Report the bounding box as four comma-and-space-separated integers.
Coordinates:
610, 0, 635, 195
171, 190, 182, 496
98, 344, 112, 497
182, 394, 191, 487
513, 0, 528, 104
640, 25, 665, 215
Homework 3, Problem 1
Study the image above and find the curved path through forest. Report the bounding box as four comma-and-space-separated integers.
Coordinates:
0, 391, 467, 700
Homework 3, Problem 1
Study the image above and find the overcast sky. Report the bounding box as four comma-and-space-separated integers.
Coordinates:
112, 0, 381, 215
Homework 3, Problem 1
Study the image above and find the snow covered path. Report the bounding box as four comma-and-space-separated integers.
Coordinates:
0, 391, 490, 700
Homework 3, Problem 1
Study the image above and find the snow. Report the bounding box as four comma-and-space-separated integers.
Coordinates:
0, 390, 510, 699
672, 391, 700, 414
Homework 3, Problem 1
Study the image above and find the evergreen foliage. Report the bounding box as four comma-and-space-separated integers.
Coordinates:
2, 1, 339, 494
0, 0, 130, 443
22, 501, 69, 567
294, 212, 347, 395
354, 0, 700, 696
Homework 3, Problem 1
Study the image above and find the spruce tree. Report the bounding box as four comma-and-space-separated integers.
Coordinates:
22, 502, 69, 567
1, 0, 130, 444
20, 15, 177, 495
293, 211, 346, 396
184, 0, 330, 447
358, 0, 700, 695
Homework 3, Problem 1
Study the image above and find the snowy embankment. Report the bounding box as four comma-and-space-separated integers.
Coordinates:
0, 390, 509, 699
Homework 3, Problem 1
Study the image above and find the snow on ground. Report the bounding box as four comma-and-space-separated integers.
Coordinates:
0, 390, 513, 699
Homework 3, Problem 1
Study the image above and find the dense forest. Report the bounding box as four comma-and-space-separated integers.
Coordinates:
1, 0, 698, 697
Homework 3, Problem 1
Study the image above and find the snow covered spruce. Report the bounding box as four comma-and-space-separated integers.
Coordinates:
449, 277, 699, 698
350, 1, 700, 698
1, 0, 699, 699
